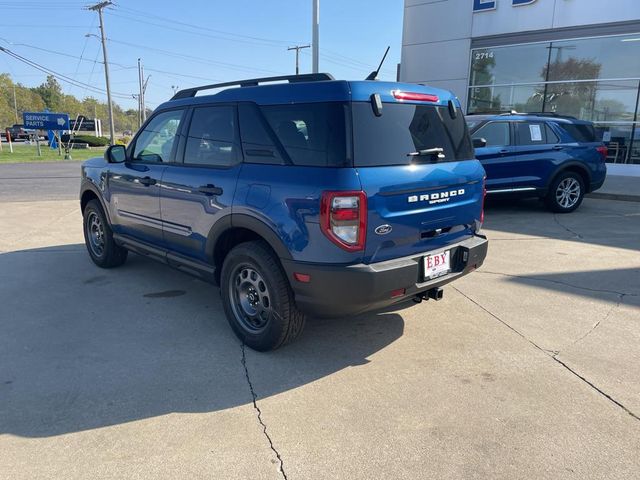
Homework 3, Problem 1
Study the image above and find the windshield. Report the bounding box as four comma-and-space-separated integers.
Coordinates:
352, 102, 474, 166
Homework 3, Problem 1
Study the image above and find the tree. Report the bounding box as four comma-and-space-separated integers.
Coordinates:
34, 75, 64, 112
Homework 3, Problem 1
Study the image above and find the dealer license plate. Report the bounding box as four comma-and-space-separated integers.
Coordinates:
423, 250, 451, 280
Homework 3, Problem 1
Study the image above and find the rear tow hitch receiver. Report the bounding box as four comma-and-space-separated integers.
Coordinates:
413, 287, 444, 303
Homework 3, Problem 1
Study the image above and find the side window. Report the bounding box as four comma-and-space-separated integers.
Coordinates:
133, 110, 183, 162
472, 122, 510, 147
238, 103, 286, 165
184, 106, 238, 167
516, 122, 547, 146
260, 102, 349, 167
545, 124, 560, 144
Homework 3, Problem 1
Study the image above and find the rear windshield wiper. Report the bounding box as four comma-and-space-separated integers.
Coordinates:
406, 147, 445, 160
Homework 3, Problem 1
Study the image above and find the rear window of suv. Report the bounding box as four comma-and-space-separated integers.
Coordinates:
352, 102, 474, 166
559, 123, 597, 143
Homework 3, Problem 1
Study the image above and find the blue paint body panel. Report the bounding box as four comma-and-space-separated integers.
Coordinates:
81, 76, 487, 317
468, 114, 607, 194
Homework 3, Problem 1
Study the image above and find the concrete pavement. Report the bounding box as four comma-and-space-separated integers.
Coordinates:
0, 175, 639, 478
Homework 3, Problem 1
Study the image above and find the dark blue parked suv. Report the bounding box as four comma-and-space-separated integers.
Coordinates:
80, 74, 488, 350
466, 113, 607, 212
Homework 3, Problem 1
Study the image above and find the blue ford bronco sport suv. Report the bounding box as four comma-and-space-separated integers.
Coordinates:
80, 73, 488, 351
466, 113, 607, 213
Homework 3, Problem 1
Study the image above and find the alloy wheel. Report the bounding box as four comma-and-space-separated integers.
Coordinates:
555, 177, 581, 209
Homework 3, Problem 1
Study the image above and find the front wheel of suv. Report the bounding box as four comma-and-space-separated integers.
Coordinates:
83, 199, 128, 268
220, 240, 306, 351
545, 171, 585, 213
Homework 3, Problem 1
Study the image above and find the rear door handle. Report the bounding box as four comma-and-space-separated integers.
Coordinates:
139, 176, 156, 186
198, 184, 223, 196
499, 149, 510, 154
552, 145, 564, 150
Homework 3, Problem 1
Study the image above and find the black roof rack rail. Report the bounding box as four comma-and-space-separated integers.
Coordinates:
519, 112, 577, 119
171, 73, 335, 100
466, 110, 518, 115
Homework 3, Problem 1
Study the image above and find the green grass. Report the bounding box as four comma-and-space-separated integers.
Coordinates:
0, 143, 106, 164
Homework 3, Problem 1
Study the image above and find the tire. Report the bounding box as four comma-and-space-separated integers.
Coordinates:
545, 171, 585, 213
82, 199, 128, 268
220, 240, 306, 351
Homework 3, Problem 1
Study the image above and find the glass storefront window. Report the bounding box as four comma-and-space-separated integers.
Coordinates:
547, 35, 640, 82
596, 124, 639, 164
470, 43, 549, 86
543, 80, 639, 122
467, 84, 544, 113
468, 34, 640, 163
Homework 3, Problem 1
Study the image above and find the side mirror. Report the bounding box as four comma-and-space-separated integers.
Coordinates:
105, 144, 127, 163
472, 137, 487, 148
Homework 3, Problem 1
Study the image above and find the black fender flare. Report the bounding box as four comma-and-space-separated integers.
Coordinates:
205, 213, 293, 264
80, 179, 113, 224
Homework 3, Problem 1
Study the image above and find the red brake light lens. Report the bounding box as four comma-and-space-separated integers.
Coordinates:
392, 90, 439, 103
320, 191, 367, 252
596, 145, 608, 161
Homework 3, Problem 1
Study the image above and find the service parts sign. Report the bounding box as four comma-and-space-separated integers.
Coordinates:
23, 112, 70, 130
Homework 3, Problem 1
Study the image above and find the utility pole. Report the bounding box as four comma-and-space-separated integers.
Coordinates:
138, 58, 144, 128
142, 73, 150, 123
13, 84, 18, 123
88, 1, 115, 145
287, 45, 310, 75
171, 85, 180, 95
312, 0, 319, 73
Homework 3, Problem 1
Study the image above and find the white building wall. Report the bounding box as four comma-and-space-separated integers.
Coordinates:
401, 0, 640, 110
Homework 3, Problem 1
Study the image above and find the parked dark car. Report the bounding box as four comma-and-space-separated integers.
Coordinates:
466, 113, 607, 212
80, 73, 488, 350
6, 124, 29, 141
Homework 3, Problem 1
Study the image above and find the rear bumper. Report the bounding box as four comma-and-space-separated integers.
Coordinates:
281, 235, 488, 317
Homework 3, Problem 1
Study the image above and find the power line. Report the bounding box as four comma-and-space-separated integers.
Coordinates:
0, 46, 131, 99
115, 5, 300, 46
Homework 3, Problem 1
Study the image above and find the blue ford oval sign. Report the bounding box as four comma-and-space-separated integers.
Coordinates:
375, 224, 393, 235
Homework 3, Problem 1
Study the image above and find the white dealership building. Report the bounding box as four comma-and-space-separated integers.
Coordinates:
400, 0, 640, 164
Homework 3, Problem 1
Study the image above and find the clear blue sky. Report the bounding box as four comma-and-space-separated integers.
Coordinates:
0, 0, 403, 110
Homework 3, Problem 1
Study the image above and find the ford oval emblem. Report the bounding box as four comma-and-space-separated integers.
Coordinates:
375, 224, 393, 235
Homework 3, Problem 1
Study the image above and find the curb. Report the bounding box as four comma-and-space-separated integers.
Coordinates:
587, 192, 640, 203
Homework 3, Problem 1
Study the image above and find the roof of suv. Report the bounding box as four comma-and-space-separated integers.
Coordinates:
465, 113, 593, 125
157, 75, 459, 110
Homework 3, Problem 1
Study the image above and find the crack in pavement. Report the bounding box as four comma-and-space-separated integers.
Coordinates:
553, 214, 583, 239
477, 270, 639, 298
567, 295, 623, 349
452, 285, 640, 422
240, 343, 288, 480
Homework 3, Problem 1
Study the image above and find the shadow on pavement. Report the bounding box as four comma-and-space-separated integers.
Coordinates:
481, 268, 640, 307
0, 244, 404, 438
483, 196, 640, 251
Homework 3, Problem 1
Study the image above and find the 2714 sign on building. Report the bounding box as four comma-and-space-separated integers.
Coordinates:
474, 0, 537, 12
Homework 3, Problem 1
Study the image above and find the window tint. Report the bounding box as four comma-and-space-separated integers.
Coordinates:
238, 103, 286, 165
560, 123, 597, 142
545, 124, 560, 144
133, 110, 183, 162
260, 102, 349, 167
352, 103, 473, 166
184, 106, 238, 167
473, 122, 510, 147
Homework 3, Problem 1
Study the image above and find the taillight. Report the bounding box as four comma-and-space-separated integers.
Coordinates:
596, 145, 608, 162
391, 90, 439, 103
320, 191, 367, 252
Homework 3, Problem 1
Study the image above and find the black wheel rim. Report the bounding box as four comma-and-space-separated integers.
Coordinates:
228, 263, 272, 333
86, 211, 105, 257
